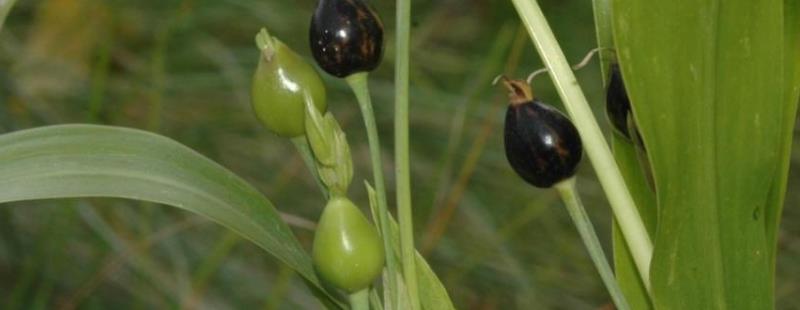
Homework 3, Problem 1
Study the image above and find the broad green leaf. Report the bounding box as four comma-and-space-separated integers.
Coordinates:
0, 124, 342, 308
612, 0, 793, 308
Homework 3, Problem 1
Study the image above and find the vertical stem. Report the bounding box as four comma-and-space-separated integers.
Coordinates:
395, 0, 420, 309
555, 179, 631, 310
345, 73, 398, 306
509, 0, 653, 288
88, 40, 112, 123
349, 288, 370, 310
147, 25, 171, 132
291, 136, 329, 200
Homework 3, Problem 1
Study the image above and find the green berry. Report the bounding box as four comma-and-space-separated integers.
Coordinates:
312, 196, 384, 293
251, 28, 327, 137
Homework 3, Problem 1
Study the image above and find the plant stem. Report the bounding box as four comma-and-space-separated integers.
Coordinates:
555, 179, 631, 310
0, 0, 17, 33
349, 288, 370, 310
395, 0, 420, 309
291, 136, 329, 199
345, 72, 398, 306
509, 0, 653, 289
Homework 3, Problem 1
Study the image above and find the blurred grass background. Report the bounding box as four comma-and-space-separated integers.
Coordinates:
0, 0, 798, 309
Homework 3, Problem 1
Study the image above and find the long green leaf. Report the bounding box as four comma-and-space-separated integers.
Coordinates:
612, 0, 792, 308
0, 124, 341, 307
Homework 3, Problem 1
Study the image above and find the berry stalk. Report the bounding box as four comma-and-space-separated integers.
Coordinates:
555, 178, 631, 310
345, 72, 399, 306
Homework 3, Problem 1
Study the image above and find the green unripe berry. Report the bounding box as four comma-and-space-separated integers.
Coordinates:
251, 29, 327, 137
312, 196, 384, 293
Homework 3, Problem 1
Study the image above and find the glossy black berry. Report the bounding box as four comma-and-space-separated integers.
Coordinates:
501, 78, 583, 188
606, 64, 648, 155
606, 64, 633, 139
310, 0, 384, 78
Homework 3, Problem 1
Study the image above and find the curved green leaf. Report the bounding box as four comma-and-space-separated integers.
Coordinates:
0, 124, 339, 306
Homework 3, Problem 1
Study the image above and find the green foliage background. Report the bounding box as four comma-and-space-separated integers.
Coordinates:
0, 0, 798, 308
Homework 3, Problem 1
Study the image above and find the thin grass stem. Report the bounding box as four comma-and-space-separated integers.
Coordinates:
345, 72, 398, 307
555, 178, 630, 310
394, 0, 420, 308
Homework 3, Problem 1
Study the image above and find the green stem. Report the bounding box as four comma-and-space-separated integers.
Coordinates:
395, 0, 420, 309
291, 136, 329, 199
0, 0, 17, 33
555, 179, 631, 310
345, 72, 398, 306
349, 288, 370, 310
147, 23, 172, 132
509, 0, 653, 289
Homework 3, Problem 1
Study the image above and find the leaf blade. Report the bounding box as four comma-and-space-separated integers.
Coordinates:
611, 0, 790, 308
0, 124, 339, 304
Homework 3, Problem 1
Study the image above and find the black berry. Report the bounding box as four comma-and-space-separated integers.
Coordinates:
606, 64, 633, 139
501, 78, 583, 188
310, 0, 384, 78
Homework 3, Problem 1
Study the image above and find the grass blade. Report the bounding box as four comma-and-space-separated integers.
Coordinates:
0, 124, 343, 308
